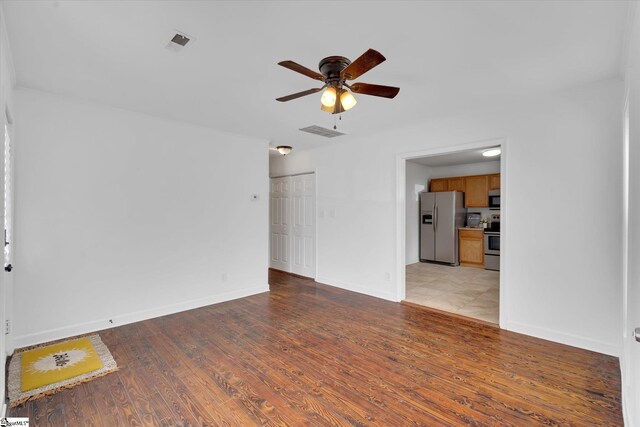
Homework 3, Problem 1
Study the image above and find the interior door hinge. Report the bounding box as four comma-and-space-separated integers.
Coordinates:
5, 319, 9, 335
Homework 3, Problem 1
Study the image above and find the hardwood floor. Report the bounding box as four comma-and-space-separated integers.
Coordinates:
9, 270, 622, 425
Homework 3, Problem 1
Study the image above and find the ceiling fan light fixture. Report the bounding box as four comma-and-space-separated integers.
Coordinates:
320, 102, 334, 113
320, 87, 337, 107
276, 146, 292, 156
340, 90, 357, 111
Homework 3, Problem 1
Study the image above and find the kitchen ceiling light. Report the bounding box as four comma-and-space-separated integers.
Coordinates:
482, 148, 501, 157
276, 146, 292, 156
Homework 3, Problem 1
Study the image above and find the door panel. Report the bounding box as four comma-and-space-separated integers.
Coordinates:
464, 175, 489, 207
269, 177, 291, 271
291, 174, 316, 278
448, 177, 465, 192
270, 174, 316, 277
430, 178, 448, 192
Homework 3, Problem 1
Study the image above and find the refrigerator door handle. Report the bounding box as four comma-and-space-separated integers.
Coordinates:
432, 204, 436, 232
434, 205, 438, 231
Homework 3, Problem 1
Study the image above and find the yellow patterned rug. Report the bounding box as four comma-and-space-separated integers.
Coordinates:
8, 334, 118, 407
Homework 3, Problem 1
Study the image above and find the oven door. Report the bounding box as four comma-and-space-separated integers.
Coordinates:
484, 232, 500, 255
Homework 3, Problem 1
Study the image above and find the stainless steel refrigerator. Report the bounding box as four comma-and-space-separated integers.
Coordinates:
420, 191, 466, 265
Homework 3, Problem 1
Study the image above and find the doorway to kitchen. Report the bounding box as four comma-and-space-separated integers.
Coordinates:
396, 139, 506, 326
269, 173, 316, 279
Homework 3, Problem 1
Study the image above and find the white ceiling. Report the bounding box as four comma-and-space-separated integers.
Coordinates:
2, 1, 630, 153
409, 147, 500, 167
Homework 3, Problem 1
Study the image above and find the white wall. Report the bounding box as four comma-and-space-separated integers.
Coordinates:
0, 2, 15, 413
622, 4, 640, 425
12, 88, 269, 347
405, 161, 431, 264
429, 160, 500, 179
271, 78, 623, 356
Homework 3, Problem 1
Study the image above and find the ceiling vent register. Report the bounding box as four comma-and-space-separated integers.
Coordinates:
299, 125, 346, 138
165, 31, 192, 53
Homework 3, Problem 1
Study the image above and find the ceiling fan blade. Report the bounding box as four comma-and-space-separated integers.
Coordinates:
349, 82, 400, 99
341, 49, 386, 80
276, 88, 323, 102
278, 60, 325, 81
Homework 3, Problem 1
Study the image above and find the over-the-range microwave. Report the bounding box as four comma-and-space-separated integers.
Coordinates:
489, 190, 500, 209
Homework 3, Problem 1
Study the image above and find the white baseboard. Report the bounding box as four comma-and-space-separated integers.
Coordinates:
315, 276, 397, 302
1, 401, 6, 418
506, 320, 621, 357
13, 284, 269, 349
405, 258, 419, 265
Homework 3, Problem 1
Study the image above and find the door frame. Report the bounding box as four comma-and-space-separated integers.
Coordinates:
395, 137, 508, 327
3, 106, 13, 356
269, 169, 318, 279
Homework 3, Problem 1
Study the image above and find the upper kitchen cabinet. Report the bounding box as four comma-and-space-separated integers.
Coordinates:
489, 174, 501, 190
430, 178, 448, 192
429, 173, 499, 207
464, 175, 489, 207
447, 177, 465, 192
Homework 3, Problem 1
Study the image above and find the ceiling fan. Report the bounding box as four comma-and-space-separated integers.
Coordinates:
276, 48, 400, 114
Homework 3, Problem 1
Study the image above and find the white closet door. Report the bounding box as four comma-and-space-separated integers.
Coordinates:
291, 174, 315, 278
269, 177, 291, 272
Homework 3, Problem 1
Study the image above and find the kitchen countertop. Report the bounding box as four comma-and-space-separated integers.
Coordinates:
458, 227, 485, 231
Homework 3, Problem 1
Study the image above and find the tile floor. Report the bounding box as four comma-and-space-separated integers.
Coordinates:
405, 262, 499, 324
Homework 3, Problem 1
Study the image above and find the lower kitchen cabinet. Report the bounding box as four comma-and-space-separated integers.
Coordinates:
459, 229, 484, 267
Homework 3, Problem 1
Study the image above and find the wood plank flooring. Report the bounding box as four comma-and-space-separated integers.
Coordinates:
8, 270, 622, 425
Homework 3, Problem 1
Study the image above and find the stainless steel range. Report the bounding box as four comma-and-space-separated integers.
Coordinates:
484, 213, 500, 271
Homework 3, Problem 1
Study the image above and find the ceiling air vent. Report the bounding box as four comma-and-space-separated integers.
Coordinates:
165, 31, 193, 53
299, 125, 346, 138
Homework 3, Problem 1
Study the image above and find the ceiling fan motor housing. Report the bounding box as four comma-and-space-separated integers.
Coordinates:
319, 56, 351, 84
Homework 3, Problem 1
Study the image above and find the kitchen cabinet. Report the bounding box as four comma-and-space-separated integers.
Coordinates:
447, 177, 465, 192
464, 175, 489, 208
430, 178, 448, 192
429, 173, 500, 207
489, 174, 501, 190
459, 229, 484, 267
